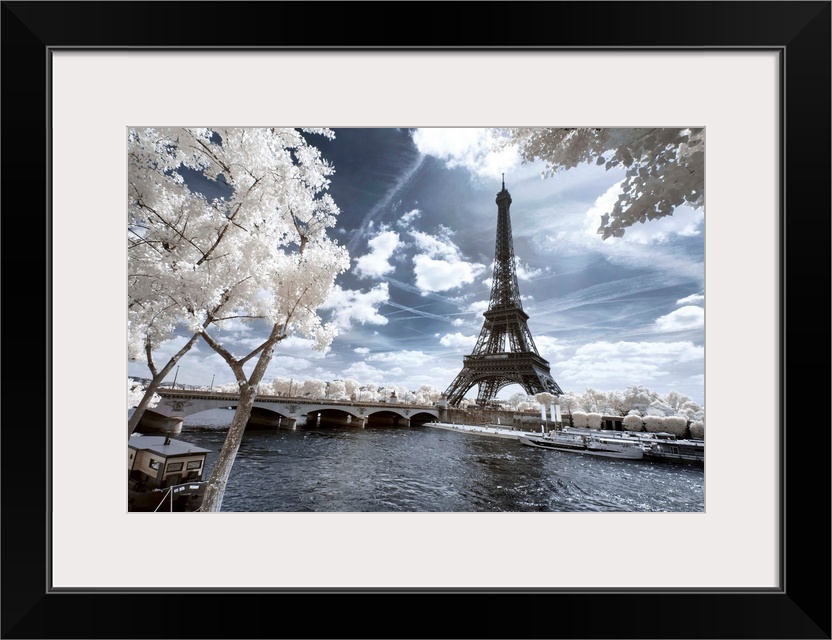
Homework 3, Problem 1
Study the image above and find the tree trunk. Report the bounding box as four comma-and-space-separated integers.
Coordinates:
128, 332, 202, 437
199, 332, 280, 512
199, 384, 257, 512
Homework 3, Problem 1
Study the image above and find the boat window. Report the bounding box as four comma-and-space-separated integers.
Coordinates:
148, 458, 160, 470
166, 462, 183, 472
187, 460, 202, 470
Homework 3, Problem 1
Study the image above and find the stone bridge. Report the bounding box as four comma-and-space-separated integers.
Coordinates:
136, 388, 442, 434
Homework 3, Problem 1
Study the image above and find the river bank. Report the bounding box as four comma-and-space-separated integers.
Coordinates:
424, 421, 545, 441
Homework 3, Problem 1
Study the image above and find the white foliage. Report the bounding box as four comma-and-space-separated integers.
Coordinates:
272, 376, 296, 396
586, 412, 602, 429
498, 127, 703, 239
643, 415, 666, 433
128, 127, 349, 362
572, 411, 588, 428
623, 414, 644, 432
301, 378, 327, 399
678, 400, 705, 422
414, 384, 443, 405
128, 379, 159, 410
663, 416, 689, 438
534, 392, 556, 405
326, 380, 346, 399
690, 420, 705, 439
646, 400, 674, 417
558, 392, 582, 415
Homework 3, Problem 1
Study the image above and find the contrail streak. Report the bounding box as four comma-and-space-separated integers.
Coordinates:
347, 155, 427, 254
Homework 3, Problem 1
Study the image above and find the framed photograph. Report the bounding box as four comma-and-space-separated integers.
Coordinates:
5, 1, 828, 638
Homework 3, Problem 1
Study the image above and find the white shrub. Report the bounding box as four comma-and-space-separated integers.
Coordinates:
663, 416, 688, 438
623, 414, 644, 432
586, 412, 602, 429
572, 411, 588, 428
643, 415, 666, 433
690, 420, 705, 439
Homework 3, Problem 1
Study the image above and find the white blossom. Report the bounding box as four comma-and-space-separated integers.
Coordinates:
497, 127, 703, 240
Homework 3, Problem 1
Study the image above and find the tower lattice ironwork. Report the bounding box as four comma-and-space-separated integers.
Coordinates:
443, 177, 563, 406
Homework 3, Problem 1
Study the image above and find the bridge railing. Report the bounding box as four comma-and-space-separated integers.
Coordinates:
155, 388, 438, 411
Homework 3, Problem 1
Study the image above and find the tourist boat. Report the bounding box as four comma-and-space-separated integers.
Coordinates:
128, 434, 212, 511
642, 439, 704, 465
518, 432, 644, 460
560, 427, 704, 466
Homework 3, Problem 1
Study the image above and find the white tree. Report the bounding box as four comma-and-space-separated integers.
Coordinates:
572, 411, 588, 428
497, 127, 703, 239
643, 415, 666, 434
623, 414, 644, 432
534, 392, 556, 406
361, 383, 380, 402
558, 392, 581, 418
128, 127, 349, 512
326, 379, 347, 400
415, 384, 443, 405
301, 378, 328, 399
646, 399, 674, 417
580, 387, 607, 413
343, 378, 361, 400
690, 420, 705, 439
605, 390, 628, 416
128, 379, 159, 412
586, 412, 603, 430
678, 400, 705, 422
272, 376, 295, 396
663, 416, 689, 438
621, 385, 659, 416
663, 391, 692, 413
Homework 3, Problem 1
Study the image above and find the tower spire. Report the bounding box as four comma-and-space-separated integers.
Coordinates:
443, 181, 563, 407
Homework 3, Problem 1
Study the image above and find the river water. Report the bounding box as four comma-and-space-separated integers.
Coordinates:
174, 409, 704, 512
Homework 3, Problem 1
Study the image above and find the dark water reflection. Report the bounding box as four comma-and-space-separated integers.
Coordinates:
179, 409, 704, 513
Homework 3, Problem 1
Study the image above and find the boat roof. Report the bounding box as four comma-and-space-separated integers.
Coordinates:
128, 435, 211, 457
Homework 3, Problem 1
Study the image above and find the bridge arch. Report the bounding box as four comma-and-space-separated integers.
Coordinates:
136, 390, 440, 434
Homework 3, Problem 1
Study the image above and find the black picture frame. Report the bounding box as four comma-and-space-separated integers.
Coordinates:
2, 2, 829, 638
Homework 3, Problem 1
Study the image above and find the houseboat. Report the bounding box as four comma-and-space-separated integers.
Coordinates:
642, 439, 705, 465
128, 434, 212, 511
518, 432, 644, 460
560, 427, 704, 466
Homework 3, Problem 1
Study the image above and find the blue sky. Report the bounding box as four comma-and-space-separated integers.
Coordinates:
128, 128, 705, 405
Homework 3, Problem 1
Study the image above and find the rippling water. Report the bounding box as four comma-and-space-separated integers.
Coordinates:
177, 409, 704, 512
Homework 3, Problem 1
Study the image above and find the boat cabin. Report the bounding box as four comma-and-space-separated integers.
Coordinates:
128, 435, 211, 491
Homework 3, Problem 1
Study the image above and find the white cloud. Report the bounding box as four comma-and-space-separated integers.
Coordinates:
410, 228, 458, 259
354, 230, 400, 279
367, 350, 433, 368
559, 340, 703, 387
396, 208, 421, 229
353, 347, 370, 355
467, 300, 489, 314
411, 128, 521, 181
409, 228, 486, 293
532, 335, 564, 358
439, 332, 477, 350
515, 259, 544, 281
320, 283, 390, 330
413, 255, 486, 293
271, 355, 314, 372
452, 318, 465, 327
654, 306, 704, 332
342, 361, 387, 384
677, 293, 704, 305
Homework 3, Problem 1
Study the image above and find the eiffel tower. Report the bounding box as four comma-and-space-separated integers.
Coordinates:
443, 176, 563, 406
